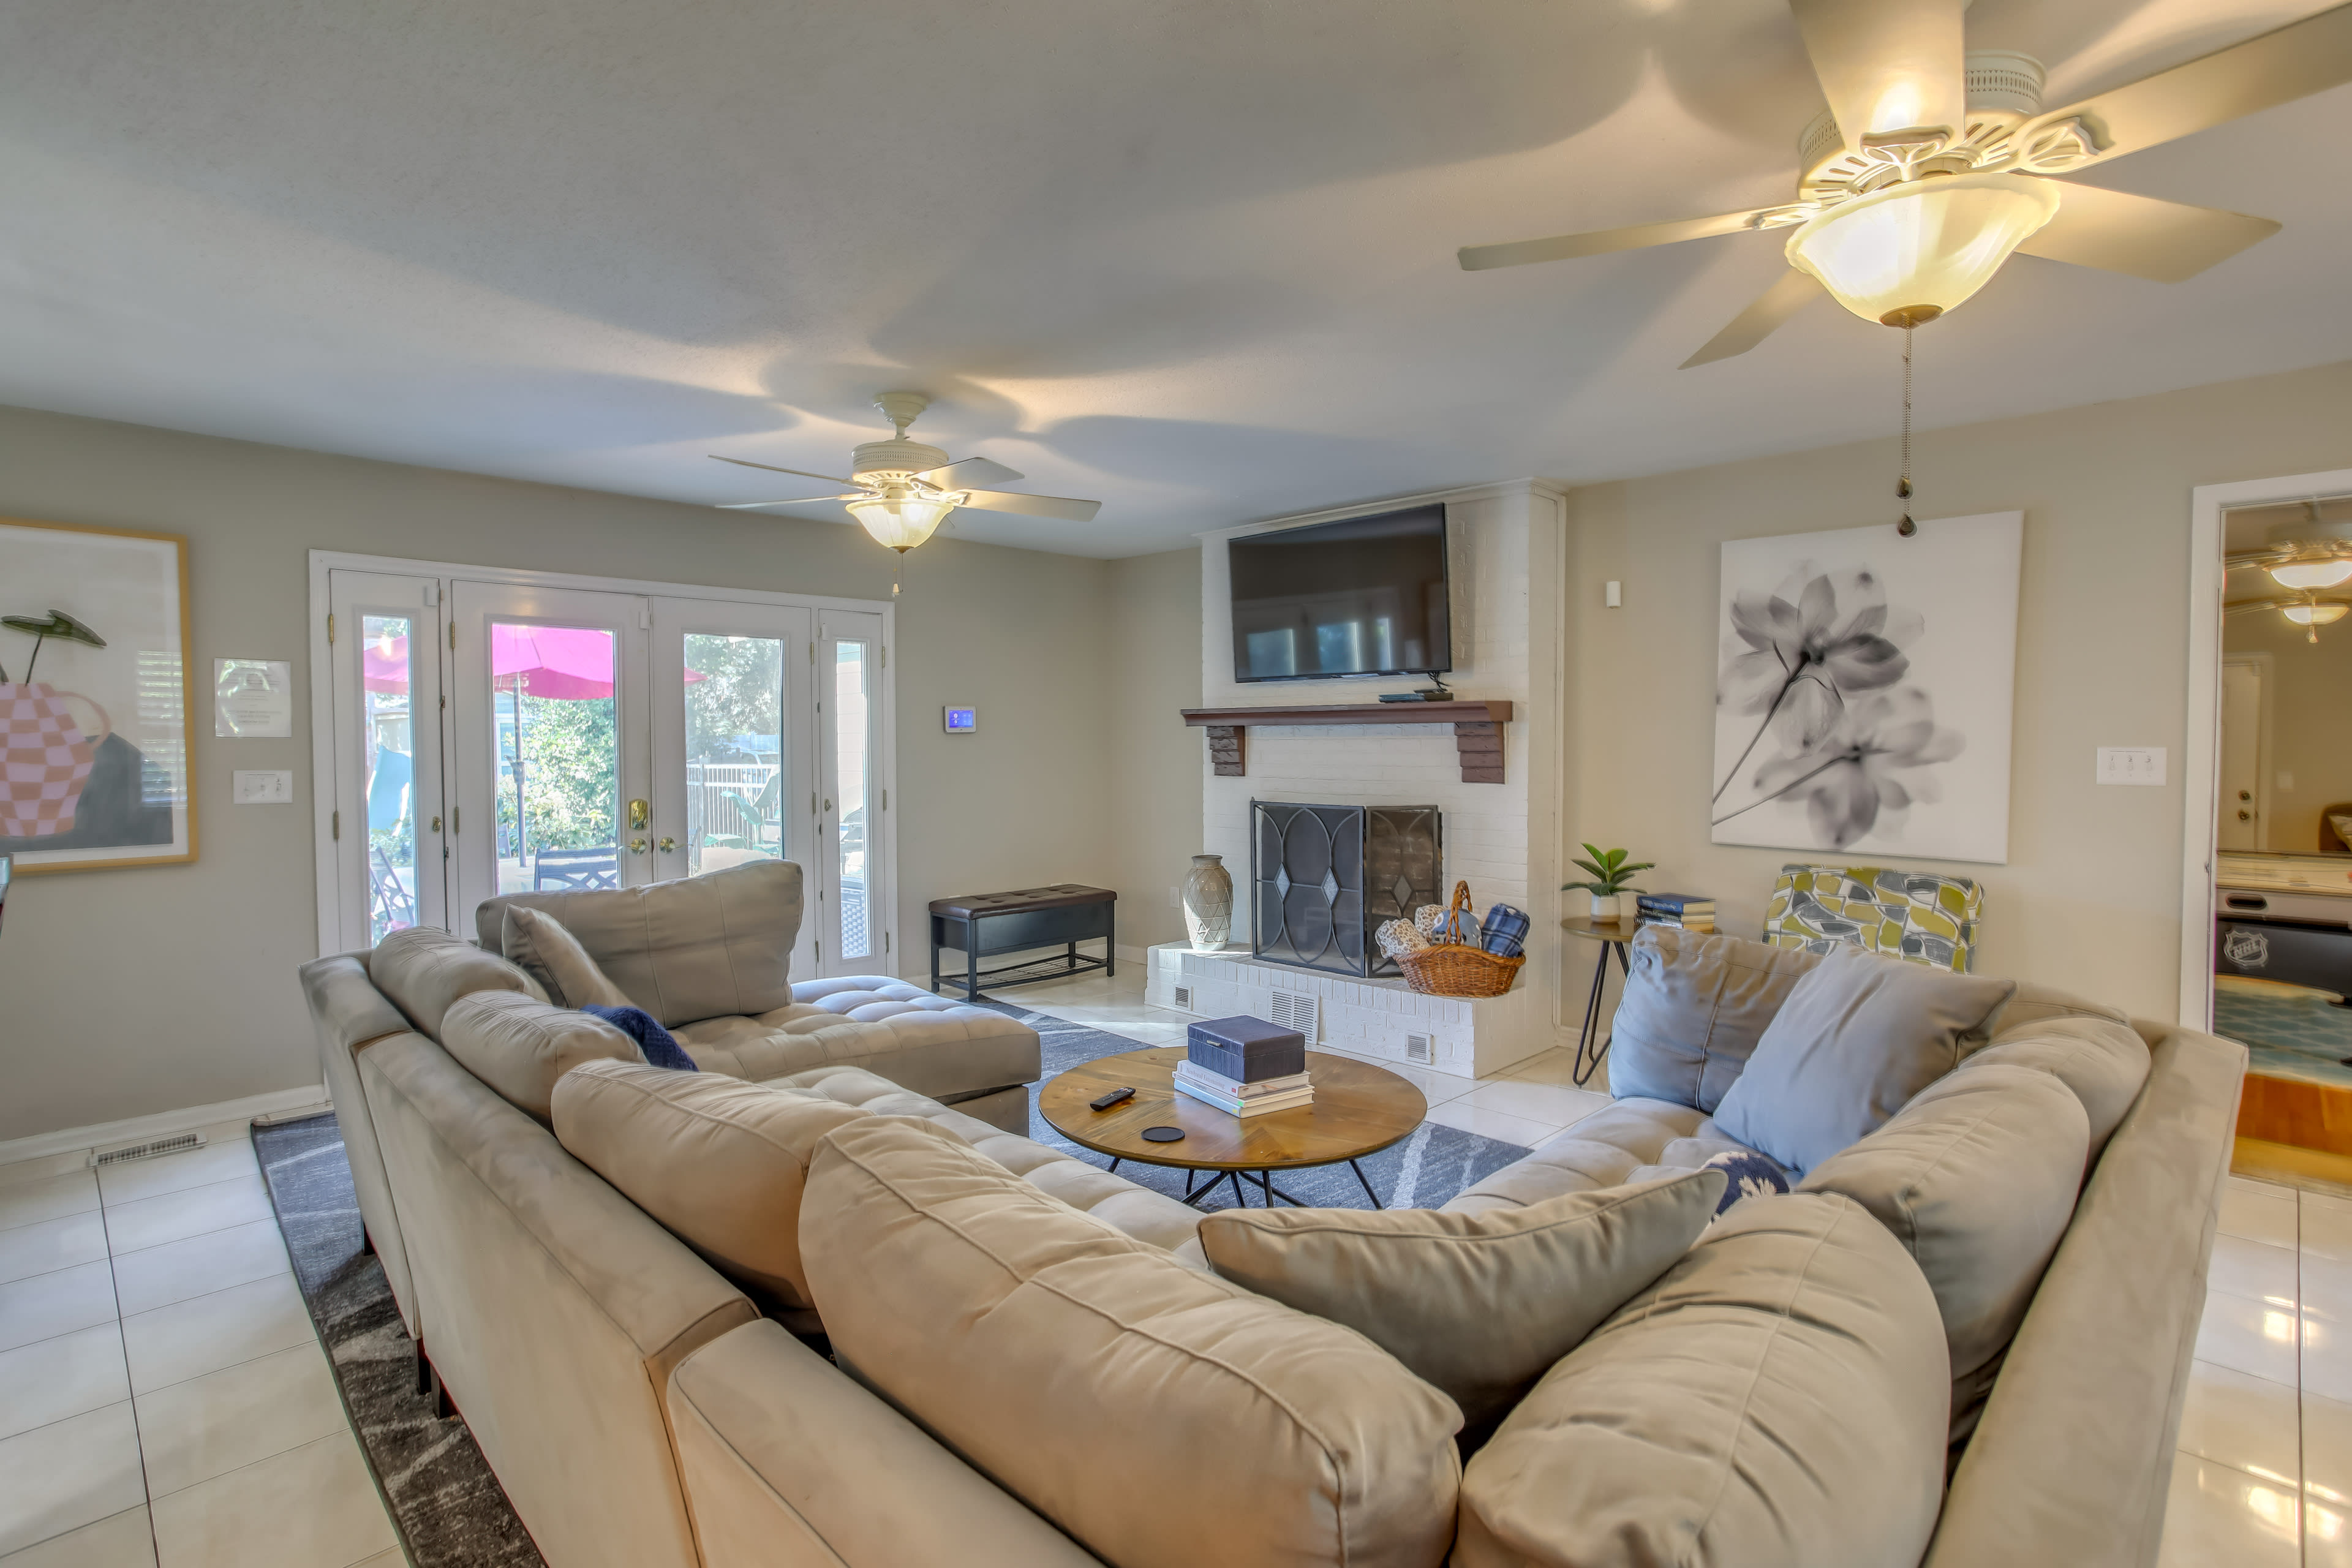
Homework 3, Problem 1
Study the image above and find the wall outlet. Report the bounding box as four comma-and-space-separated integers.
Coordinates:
233, 769, 294, 804
2095, 747, 2166, 786
1604, 580, 1623, 608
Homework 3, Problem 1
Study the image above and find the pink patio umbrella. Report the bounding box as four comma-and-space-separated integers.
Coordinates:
361, 625, 701, 861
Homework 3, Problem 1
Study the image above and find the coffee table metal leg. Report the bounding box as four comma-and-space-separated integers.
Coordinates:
1106, 1158, 1121, 1175
1226, 1170, 1247, 1207
1349, 1159, 1384, 1209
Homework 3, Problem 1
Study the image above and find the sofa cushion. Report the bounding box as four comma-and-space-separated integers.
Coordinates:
1441, 1098, 1705, 1216
1711, 948, 2016, 1174
437, 991, 641, 1121
1605, 928, 1823, 1112
1964, 1016, 2150, 1158
371, 925, 546, 1039
1454, 1193, 1948, 1568
801, 1115, 1463, 1568
673, 979, 1039, 1102
502, 905, 631, 1011
1197, 1169, 1721, 1431
1800, 1063, 2089, 1444
475, 859, 803, 1027
552, 1060, 865, 1311
1993, 979, 2130, 1036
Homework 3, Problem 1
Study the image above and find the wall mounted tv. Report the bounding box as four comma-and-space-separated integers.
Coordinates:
1229, 505, 1450, 684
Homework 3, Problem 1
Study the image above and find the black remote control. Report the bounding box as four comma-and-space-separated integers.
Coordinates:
1090, 1086, 1136, 1112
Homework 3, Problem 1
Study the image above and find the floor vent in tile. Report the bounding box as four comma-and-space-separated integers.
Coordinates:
1268, 991, 1319, 1041
90, 1131, 205, 1167
1406, 1032, 1433, 1064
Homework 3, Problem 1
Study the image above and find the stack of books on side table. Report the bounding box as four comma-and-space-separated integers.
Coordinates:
1635, 893, 1716, 933
1173, 1014, 1312, 1117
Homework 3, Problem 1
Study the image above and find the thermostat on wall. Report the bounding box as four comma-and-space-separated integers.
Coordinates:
944, 705, 978, 734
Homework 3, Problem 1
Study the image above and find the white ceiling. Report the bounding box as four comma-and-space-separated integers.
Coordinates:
3, 0, 2350, 557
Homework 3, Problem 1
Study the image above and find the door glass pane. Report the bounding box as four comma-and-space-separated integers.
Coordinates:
362, 614, 418, 942
491, 622, 620, 894
834, 642, 872, 960
683, 633, 786, 877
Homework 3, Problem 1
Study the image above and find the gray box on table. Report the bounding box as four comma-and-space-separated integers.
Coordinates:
1186, 1015, 1306, 1084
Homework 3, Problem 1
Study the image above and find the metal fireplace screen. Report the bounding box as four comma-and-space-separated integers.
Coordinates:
1251, 801, 1442, 978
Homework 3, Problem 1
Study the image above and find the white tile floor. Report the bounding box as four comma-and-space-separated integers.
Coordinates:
1018, 968, 2337, 1564
0, 974, 2324, 1564
0, 1117, 401, 1568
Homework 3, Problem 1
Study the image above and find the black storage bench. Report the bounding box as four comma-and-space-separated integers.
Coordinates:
929, 884, 1117, 1001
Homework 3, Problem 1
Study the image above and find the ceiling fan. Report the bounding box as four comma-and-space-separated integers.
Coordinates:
1459, 0, 2352, 366
711, 392, 1102, 555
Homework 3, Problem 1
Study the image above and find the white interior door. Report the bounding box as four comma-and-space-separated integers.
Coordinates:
325, 570, 447, 949
816, 612, 888, 976
648, 596, 816, 971
450, 581, 649, 938
2219, 655, 2266, 851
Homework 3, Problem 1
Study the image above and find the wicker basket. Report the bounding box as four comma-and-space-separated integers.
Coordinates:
1396, 881, 1525, 999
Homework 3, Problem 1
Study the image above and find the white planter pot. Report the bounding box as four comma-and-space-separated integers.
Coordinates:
1183, 853, 1234, 951
1588, 891, 1623, 921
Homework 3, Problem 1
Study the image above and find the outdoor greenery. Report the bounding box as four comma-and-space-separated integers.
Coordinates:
684, 635, 784, 758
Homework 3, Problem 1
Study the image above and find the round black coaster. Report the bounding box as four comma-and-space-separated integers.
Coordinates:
1140, 1125, 1186, 1143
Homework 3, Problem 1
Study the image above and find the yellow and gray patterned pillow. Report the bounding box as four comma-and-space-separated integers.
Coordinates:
1762, 865, 1982, 973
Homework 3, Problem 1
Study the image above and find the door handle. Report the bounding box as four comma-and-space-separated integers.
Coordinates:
630, 838, 649, 854
657, 837, 677, 853
430, 815, 442, 833
628, 799, 650, 831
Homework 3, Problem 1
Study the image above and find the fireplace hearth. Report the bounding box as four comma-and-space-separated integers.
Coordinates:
1250, 800, 1441, 978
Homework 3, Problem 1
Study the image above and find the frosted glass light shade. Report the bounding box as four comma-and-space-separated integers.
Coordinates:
2284, 602, 2349, 627
1786, 172, 2062, 326
845, 490, 957, 551
2271, 560, 2352, 590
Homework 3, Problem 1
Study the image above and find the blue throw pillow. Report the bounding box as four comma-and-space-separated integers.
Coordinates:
582, 1005, 698, 1072
1701, 1150, 1790, 1217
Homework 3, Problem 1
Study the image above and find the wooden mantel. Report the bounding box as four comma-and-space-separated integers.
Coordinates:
1180, 699, 1515, 784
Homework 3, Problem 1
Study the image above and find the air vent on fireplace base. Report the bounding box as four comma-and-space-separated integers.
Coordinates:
1267, 991, 1320, 1042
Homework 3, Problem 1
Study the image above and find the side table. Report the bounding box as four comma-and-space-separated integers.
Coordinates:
1562, 914, 1640, 1087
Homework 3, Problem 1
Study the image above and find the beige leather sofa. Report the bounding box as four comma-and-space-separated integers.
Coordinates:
301, 875, 2242, 1568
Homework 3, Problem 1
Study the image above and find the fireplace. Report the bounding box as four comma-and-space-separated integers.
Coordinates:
1250, 801, 1442, 978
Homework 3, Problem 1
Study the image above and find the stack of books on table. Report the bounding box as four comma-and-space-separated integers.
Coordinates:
1173, 1014, 1312, 1118
1635, 893, 1716, 933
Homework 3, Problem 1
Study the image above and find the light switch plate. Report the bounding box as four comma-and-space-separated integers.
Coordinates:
233, 769, 294, 804
2095, 747, 2166, 786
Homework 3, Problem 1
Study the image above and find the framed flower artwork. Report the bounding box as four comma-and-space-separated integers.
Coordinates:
0, 516, 197, 872
1711, 512, 2021, 865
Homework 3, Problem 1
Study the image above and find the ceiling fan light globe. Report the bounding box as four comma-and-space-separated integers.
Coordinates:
2270, 561, 2352, 591
845, 489, 956, 552
2283, 602, 2350, 627
1785, 172, 2062, 326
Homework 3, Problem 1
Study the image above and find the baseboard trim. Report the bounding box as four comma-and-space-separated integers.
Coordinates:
0, 1084, 333, 1169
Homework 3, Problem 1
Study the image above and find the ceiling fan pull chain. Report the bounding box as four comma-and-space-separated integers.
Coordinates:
1896, 321, 1917, 538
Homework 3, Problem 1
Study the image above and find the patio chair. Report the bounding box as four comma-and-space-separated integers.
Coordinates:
533, 845, 622, 891
369, 845, 415, 932
715, 774, 784, 854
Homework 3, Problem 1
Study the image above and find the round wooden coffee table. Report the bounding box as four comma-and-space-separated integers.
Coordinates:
1039, 1046, 1428, 1209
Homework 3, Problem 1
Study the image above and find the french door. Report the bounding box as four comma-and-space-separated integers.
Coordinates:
317, 560, 892, 978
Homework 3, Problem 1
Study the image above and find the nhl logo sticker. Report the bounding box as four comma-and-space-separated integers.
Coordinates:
2224, 929, 2270, 969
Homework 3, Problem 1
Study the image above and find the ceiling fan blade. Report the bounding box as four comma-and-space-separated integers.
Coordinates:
707, 454, 858, 486
918, 456, 1024, 488
956, 489, 1103, 523
715, 496, 848, 510
1458, 209, 1781, 271
2022, 3, 2352, 169
2015, 183, 2280, 282
1679, 270, 1827, 369
1789, 0, 1966, 151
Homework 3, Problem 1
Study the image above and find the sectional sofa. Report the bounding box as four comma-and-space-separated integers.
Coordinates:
298, 861, 2244, 1568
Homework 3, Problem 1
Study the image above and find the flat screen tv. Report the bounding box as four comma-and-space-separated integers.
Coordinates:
1229, 505, 1450, 684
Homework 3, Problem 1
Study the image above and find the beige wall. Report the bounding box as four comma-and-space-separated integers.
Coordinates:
2223, 609, 2352, 854
1564, 358, 2352, 1022
0, 404, 1122, 1141
1104, 548, 1204, 952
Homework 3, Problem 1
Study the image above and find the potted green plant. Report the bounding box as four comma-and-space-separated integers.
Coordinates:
1566, 843, 1653, 922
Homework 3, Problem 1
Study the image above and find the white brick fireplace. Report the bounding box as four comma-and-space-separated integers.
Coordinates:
1144, 481, 1571, 1079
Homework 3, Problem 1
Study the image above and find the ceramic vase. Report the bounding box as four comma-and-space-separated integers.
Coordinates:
0, 683, 97, 839
1588, 890, 1623, 921
1183, 853, 1234, 951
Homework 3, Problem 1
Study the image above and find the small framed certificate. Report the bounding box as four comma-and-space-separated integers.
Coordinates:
215, 658, 295, 738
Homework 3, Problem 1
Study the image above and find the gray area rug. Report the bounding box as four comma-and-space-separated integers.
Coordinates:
254, 1113, 545, 1568
249, 1006, 1529, 1566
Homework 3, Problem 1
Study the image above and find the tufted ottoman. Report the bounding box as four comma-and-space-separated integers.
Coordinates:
670, 976, 1041, 1132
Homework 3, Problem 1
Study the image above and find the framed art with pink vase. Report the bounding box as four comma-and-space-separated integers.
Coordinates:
0, 517, 196, 873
